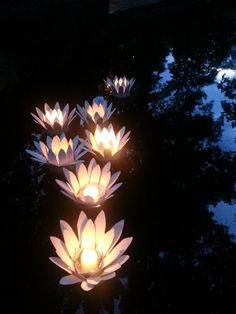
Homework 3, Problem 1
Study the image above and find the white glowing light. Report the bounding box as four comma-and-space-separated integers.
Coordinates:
26, 133, 85, 167
31, 102, 76, 130
83, 124, 130, 158
56, 158, 122, 206
77, 96, 115, 125
104, 76, 135, 98
50, 211, 133, 291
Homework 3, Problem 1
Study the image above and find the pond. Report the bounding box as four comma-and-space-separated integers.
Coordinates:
2, 1, 236, 313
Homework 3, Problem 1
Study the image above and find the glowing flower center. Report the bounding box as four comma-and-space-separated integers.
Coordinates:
114, 78, 128, 87
78, 184, 105, 204
83, 185, 99, 201
51, 138, 70, 156
45, 109, 64, 126
87, 105, 105, 120
80, 248, 98, 273
94, 128, 118, 155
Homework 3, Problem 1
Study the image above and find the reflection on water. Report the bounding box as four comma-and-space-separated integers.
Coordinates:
149, 46, 236, 240
209, 201, 236, 239
2, 2, 236, 313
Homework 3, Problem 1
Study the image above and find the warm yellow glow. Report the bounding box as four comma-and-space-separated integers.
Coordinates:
93, 127, 118, 155
80, 248, 98, 273
87, 105, 105, 120
45, 109, 64, 126
83, 185, 100, 202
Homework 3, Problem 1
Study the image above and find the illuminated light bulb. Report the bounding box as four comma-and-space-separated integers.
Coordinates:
83, 185, 100, 203
80, 248, 98, 273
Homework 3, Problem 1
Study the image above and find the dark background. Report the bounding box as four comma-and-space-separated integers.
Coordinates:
1, 0, 236, 313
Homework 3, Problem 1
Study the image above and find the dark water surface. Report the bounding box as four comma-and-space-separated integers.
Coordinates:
2, 2, 236, 313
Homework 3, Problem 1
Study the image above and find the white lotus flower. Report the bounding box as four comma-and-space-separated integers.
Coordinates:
77, 96, 115, 125
56, 158, 122, 207
105, 76, 135, 97
26, 133, 85, 167
83, 124, 130, 158
50, 210, 133, 291
31, 102, 76, 130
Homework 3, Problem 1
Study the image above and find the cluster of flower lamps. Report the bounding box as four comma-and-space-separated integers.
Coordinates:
27, 76, 135, 291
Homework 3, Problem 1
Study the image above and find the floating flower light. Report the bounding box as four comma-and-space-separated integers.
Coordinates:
56, 158, 122, 207
26, 133, 85, 167
105, 76, 135, 98
50, 210, 133, 291
31, 102, 76, 131
83, 124, 130, 158
77, 96, 115, 125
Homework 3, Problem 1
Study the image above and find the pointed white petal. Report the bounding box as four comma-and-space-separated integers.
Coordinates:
59, 274, 82, 285
60, 220, 79, 259
107, 171, 121, 190
61, 190, 76, 201
50, 236, 74, 269
103, 255, 129, 274
95, 211, 106, 245
49, 257, 72, 274
100, 172, 111, 190
78, 163, 89, 186
103, 237, 133, 267
67, 171, 80, 194
100, 272, 116, 281
119, 131, 131, 149
107, 220, 124, 254
90, 164, 101, 184
106, 182, 122, 198
77, 211, 88, 242
87, 158, 97, 177
101, 162, 111, 176
26, 150, 47, 163
81, 220, 95, 249
56, 179, 73, 195
35, 107, 44, 120
97, 228, 115, 256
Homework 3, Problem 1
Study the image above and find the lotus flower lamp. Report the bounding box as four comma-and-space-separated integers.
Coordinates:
56, 158, 122, 207
105, 76, 135, 98
83, 124, 130, 159
50, 210, 133, 291
31, 102, 76, 133
77, 96, 115, 125
26, 133, 85, 167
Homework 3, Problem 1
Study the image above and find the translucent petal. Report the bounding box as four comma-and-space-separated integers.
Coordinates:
50, 237, 74, 269
77, 211, 88, 242
60, 220, 79, 259
90, 164, 101, 184
49, 257, 72, 274
78, 163, 89, 186
60, 274, 81, 285
103, 237, 133, 267
95, 211, 106, 245
81, 281, 95, 291
96, 228, 115, 256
